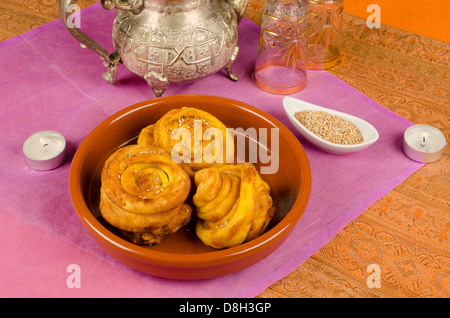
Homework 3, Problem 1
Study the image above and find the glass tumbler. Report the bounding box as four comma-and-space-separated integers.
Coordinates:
307, 0, 343, 70
253, 0, 309, 94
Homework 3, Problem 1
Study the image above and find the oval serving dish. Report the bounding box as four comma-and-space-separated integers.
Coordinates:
69, 95, 311, 279
283, 97, 379, 154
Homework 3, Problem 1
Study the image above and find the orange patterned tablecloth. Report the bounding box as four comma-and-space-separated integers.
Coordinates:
1, 0, 448, 298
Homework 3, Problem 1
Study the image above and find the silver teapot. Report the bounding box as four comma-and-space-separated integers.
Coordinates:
59, 0, 248, 97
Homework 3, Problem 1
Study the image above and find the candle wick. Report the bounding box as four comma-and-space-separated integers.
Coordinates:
420, 133, 427, 147
43, 143, 49, 148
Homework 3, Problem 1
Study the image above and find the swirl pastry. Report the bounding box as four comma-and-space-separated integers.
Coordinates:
100, 144, 192, 244
193, 163, 275, 249
137, 124, 154, 146
137, 107, 233, 171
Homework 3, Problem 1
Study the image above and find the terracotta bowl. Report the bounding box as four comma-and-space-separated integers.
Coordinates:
69, 95, 311, 279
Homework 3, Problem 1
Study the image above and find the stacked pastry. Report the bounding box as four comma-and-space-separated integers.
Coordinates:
100, 145, 192, 244
99, 107, 275, 249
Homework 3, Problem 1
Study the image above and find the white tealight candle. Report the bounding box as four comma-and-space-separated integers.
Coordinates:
23, 131, 67, 170
403, 125, 446, 163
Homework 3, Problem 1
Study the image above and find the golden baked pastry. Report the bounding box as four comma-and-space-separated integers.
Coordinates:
100, 144, 192, 244
193, 163, 275, 249
137, 124, 154, 146
137, 107, 233, 171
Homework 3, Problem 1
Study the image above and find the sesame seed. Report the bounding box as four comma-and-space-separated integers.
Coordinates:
294, 110, 363, 145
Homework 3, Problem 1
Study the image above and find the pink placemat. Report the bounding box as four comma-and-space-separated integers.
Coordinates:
0, 3, 423, 297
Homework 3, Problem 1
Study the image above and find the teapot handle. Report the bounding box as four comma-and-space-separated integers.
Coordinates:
59, 0, 130, 84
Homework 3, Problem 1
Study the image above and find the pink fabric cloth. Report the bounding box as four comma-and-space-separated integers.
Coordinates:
0, 3, 423, 297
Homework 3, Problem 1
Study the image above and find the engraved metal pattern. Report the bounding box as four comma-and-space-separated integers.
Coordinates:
101, 0, 145, 14
59, 0, 246, 97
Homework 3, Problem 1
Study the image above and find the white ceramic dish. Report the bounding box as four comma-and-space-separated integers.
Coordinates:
283, 97, 379, 154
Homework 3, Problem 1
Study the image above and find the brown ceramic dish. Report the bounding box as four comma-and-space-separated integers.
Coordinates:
69, 95, 311, 279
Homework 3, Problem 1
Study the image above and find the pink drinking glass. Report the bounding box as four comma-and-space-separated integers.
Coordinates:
253, 0, 309, 94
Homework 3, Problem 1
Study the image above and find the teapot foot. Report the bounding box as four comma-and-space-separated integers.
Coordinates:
151, 87, 167, 98
224, 46, 240, 82
225, 65, 239, 82
145, 71, 170, 97
103, 69, 117, 84
102, 52, 121, 84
